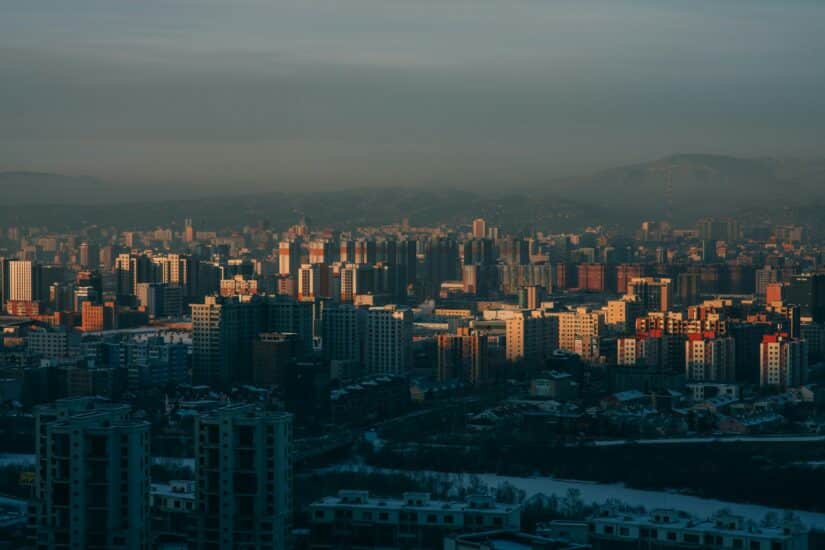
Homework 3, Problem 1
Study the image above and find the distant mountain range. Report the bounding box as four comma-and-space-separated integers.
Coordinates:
1, 154, 823, 230
0, 172, 107, 204
543, 154, 825, 220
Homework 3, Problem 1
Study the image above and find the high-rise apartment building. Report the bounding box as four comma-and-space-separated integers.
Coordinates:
684, 332, 736, 382
505, 310, 558, 364
339, 240, 355, 264
50, 282, 76, 312
191, 295, 264, 387
676, 271, 700, 306
617, 331, 668, 368
298, 263, 329, 301
338, 263, 371, 303
517, 285, 544, 310
75, 270, 103, 300
114, 253, 153, 299
114, 253, 133, 296
461, 265, 480, 296
136, 282, 183, 318
308, 240, 335, 264
136, 282, 162, 317
364, 305, 412, 375
353, 239, 377, 265
392, 239, 418, 290
278, 240, 302, 278
498, 237, 529, 266
195, 405, 293, 549
759, 333, 807, 389
605, 298, 642, 332
697, 217, 740, 242
98, 246, 114, 273
78, 242, 99, 269
373, 262, 401, 300
765, 282, 786, 305
424, 238, 459, 296
252, 332, 301, 386
785, 274, 825, 323
616, 263, 648, 294
184, 217, 196, 242
38, 266, 66, 305
576, 263, 616, 293
266, 295, 315, 352
152, 253, 190, 291
0, 257, 9, 311
626, 277, 672, 313
9, 259, 38, 302
636, 311, 727, 337
437, 327, 489, 385
81, 301, 116, 332
117, 335, 189, 390
219, 275, 259, 297
472, 218, 487, 239
755, 267, 779, 299
33, 398, 150, 550
551, 307, 603, 361
462, 238, 495, 268
321, 304, 366, 365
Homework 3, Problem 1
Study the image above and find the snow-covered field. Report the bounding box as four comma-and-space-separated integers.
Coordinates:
591, 435, 825, 446
327, 464, 825, 529
0, 453, 34, 467
474, 473, 825, 529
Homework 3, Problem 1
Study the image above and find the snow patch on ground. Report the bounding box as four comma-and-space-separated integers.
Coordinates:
324, 464, 825, 529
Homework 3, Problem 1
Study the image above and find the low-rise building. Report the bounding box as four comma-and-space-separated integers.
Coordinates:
530, 371, 579, 401
717, 413, 784, 434
589, 508, 808, 550
309, 491, 521, 550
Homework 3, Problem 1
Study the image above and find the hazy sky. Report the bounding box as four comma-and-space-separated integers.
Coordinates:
1, 0, 823, 187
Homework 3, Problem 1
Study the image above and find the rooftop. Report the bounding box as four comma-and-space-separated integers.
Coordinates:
312, 490, 519, 514
591, 508, 807, 540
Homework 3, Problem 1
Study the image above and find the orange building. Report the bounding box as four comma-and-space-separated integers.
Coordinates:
765, 282, 786, 305
616, 263, 647, 294
5, 300, 41, 317
577, 263, 616, 293
81, 301, 116, 332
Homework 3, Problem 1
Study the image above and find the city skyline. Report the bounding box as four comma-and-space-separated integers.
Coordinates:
1, 213, 825, 547
2, 2, 825, 548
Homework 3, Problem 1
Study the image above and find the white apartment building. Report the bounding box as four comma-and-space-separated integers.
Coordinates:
364, 305, 412, 375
